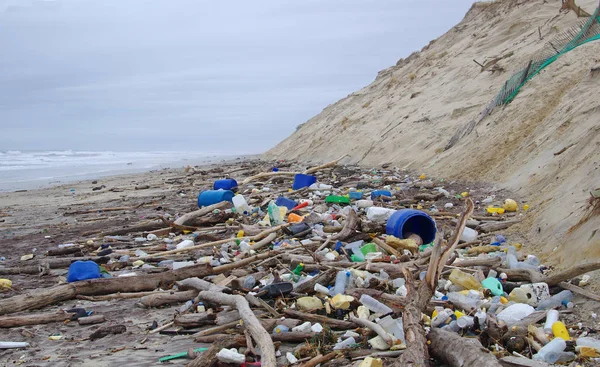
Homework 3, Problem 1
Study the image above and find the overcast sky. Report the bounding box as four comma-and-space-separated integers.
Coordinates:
0, 0, 474, 154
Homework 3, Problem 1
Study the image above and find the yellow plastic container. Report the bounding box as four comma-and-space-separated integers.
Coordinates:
503, 199, 518, 212
552, 321, 570, 340
449, 269, 481, 290
0, 279, 12, 289
486, 207, 505, 215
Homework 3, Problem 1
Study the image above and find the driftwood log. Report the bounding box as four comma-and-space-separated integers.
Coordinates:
196, 291, 276, 367
428, 328, 501, 367
0, 311, 76, 328
137, 290, 198, 308
173, 312, 216, 328
391, 198, 474, 367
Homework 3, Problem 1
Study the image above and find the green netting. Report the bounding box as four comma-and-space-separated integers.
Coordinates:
493, 5, 600, 106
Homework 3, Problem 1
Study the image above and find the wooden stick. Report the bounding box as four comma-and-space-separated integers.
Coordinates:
349, 316, 394, 347
372, 237, 402, 258
299, 351, 338, 367
137, 290, 198, 308
145, 224, 288, 258
304, 154, 348, 174
559, 281, 600, 301
197, 291, 276, 367
76, 290, 171, 301
173, 202, 230, 226
0, 312, 75, 328
499, 260, 600, 286
77, 315, 106, 325
193, 320, 240, 337
242, 172, 298, 185
0, 263, 214, 316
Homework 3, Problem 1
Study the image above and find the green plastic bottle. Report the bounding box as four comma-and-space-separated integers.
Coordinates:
325, 195, 350, 204
292, 263, 304, 276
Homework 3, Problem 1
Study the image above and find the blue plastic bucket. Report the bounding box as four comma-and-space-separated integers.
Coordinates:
292, 174, 317, 190
67, 260, 101, 283
386, 209, 437, 244
197, 189, 234, 207
275, 196, 297, 210
213, 179, 238, 191
371, 190, 392, 200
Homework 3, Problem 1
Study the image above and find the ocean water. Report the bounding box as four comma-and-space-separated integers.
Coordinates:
0, 150, 228, 192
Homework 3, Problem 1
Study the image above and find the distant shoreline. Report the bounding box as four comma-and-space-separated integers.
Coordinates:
0, 153, 257, 193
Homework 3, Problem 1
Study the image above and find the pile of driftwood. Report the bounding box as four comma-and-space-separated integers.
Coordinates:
1, 158, 599, 367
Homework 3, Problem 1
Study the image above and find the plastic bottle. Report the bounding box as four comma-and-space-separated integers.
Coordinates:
356, 200, 374, 208
242, 275, 256, 290
447, 292, 480, 311
232, 194, 251, 215
267, 201, 282, 225
216, 348, 246, 364
448, 269, 481, 290
176, 240, 194, 250
179, 300, 194, 313
292, 263, 305, 276
576, 337, 600, 351
332, 337, 356, 350
544, 309, 559, 333
552, 321, 570, 340
314, 283, 330, 295
0, 342, 29, 349
456, 316, 474, 329
359, 294, 393, 314
460, 227, 478, 242
273, 325, 289, 333
377, 315, 405, 341
533, 337, 566, 363
366, 207, 397, 223
431, 308, 454, 327
497, 303, 535, 325
536, 290, 573, 310
475, 310, 487, 325
332, 270, 350, 296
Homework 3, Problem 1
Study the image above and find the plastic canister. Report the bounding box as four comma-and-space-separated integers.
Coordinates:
213, 179, 238, 191
371, 190, 392, 200
292, 174, 317, 190
349, 191, 363, 200
460, 227, 478, 242
275, 196, 298, 210
481, 277, 503, 296
386, 209, 437, 244
197, 190, 234, 207
360, 243, 377, 256
519, 283, 550, 307
232, 194, 251, 215
67, 261, 101, 283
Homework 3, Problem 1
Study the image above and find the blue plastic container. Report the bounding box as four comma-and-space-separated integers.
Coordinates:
275, 196, 297, 210
349, 191, 363, 200
386, 209, 437, 244
292, 174, 317, 190
67, 260, 101, 283
197, 189, 234, 208
213, 179, 238, 191
371, 190, 392, 200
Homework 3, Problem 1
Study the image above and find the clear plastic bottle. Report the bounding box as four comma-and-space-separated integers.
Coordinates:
448, 269, 481, 290
576, 336, 600, 350
536, 290, 573, 310
179, 300, 194, 313
447, 292, 480, 311
333, 336, 356, 350
332, 270, 350, 296
359, 294, 393, 314
533, 337, 566, 363
431, 308, 454, 327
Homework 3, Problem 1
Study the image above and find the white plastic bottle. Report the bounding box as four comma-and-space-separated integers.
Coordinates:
366, 207, 397, 222
533, 337, 566, 363
543, 309, 559, 333
232, 194, 251, 215
359, 294, 393, 314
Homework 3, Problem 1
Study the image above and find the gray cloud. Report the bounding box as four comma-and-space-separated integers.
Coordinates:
0, 0, 474, 154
